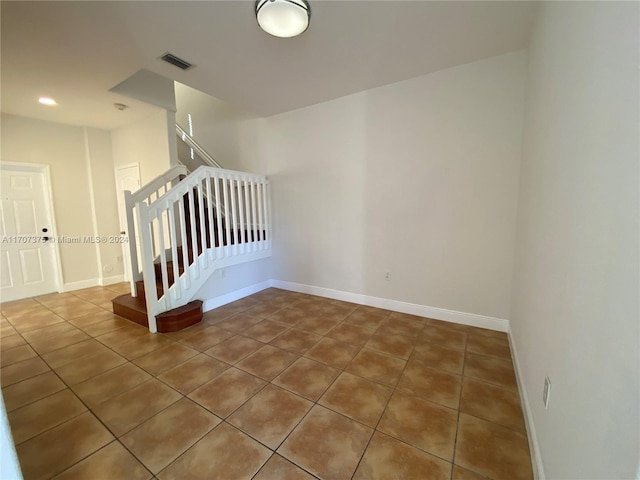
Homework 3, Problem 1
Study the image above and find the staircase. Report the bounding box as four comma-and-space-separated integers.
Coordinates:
112, 135, 271, 333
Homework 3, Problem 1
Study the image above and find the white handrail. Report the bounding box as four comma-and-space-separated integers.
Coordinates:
124, 164, 187, 296
176, 124, 223, 169
136, 165, 271, 332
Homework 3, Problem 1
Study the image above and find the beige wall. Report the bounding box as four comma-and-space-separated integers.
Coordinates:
1, 113, 99, 286
175, 82, 263, 174
84, 127, 124, 279
263, 51, 526, 320
510, 2, 639, 478
111, 109, 173, 184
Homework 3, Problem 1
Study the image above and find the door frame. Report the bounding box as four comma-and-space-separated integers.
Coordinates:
0, 161, 63, 296
114, 162, 141, 282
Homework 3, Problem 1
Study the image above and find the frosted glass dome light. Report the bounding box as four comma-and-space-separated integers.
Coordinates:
255, 0, 311, 38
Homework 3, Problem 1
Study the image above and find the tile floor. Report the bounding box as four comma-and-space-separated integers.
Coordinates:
0, 284, 533, 480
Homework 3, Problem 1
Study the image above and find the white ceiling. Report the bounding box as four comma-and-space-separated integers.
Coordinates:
1, 1, 537, 130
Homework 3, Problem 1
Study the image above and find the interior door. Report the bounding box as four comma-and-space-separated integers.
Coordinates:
115, 164, 141, 282
0, 166, 59, 302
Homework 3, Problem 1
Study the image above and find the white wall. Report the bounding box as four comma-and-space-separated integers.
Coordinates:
510, 2, 639, 478
175, 82, 263, 174
1, 114, 100, 286
263, 52, 526, 321
111, 109, 173, 184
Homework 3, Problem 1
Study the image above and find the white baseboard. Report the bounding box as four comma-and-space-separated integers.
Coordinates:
99, 275, 125, 286
61, 278, 99, 292
269, 279, 509, 332
508, 325, 545, 479
202, 280, 272, 312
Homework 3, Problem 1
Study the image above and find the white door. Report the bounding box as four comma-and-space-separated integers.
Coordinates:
0, 165, 59, 302
115, 164, 141, 282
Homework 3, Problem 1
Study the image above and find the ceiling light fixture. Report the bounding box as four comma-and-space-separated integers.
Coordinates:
255, 0, 311, 38
38, 97, 57, 106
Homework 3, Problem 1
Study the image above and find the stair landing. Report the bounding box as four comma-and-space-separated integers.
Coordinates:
112, 291, 203, 333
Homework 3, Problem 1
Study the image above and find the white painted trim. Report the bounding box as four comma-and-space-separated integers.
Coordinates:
269, 280, 509, 332
61, 278, 99, 292
99, 275, 125, 287
202, 280, 271, 312
508, 324, 545, 480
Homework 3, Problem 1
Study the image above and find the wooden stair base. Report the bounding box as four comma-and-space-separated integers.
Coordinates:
112, 293, 203, 333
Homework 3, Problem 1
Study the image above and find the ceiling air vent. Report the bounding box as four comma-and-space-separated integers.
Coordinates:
160, 53, 193, 71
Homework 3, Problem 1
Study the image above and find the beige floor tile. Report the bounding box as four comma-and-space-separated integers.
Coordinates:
54, 349, 127, 385
83, 317, 135, 337
111, 334, 174, 360
40, 339, 110, 369
273, 357, 341, 401
133, 343, 199, 376
243, 319, 290, 342
229, 384, 312, 449
253, 454, 316, 480
269, 328, 321, 354
464, 352, 518, 390
16, 412, 114, 480
420, 325, 468, 351
346, 349, 406, 386
319, 372, 392, 427
215, 313, 264, 333
460, 377, 526, 433
412, 340, 465, 374
344, 310, 387, 329
2, 371, 66, 412
158, 423, 271, 480
455, 413, 533, 480
1, 344, 37, 367
467, 334, 512, 359
377, 314, 425, 337
326, 322, 375, 347
365, 333, 414, 359
304, 337, 360, 369
295, 315, 340, 336
50, 302, 105, 320
27, 328, 91, 355
1, 333, 25, 350
205, 335, 265, 364
178, 325, 234, 352
278, 405, 372, 480
378, 391, 458, 461
202, 307, 235, 325
236, 345, 297, 380
1, 357, 50, 387
354, 431, 452, 480
158, 354, 230, 394
8, 389, 87, 444
92, 379, 182, 436
188, 367, 266, 418
9, 310, 66, 333
121, 398, 221, 474
397, 360, 462, 409
221, 297, 261, 313
67, 310, 120, 329
95, 325, 151, 347
72, 363, 152, 408
52, 441, 152, 480
266, 307, 307, 326
243, 302, 284, 319
452, 465, 491, 480
20, 322, 77, 342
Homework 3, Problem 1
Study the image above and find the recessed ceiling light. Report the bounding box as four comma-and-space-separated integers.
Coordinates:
38, 97, 57, 106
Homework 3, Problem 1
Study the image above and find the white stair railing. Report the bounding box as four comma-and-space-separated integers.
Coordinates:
176, 124, 223, 169
135, 166, 271, 332
124, 165, 188, 296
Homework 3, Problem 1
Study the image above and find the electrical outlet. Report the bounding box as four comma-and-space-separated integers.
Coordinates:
384, 272, 391, 281
543, 376, 551, 409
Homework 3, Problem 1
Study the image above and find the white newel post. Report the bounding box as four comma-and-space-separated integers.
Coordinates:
136, 201, 159, 333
